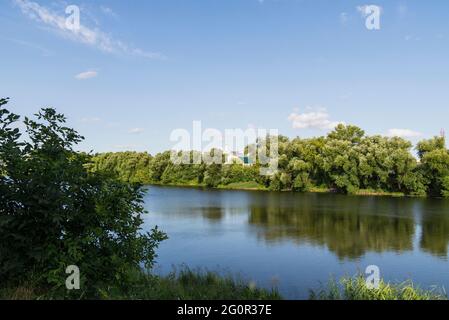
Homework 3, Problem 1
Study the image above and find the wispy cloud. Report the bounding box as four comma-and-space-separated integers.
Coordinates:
128, 128, 145, 134
80, 117, 101, 123
2, 36, 53, 56
13, 0, 165, 60
100, 6, 117, 19
288, 107, 344, 130
75, 70, 98, 80
386, 129, 422, 138
404, 34, 421, 41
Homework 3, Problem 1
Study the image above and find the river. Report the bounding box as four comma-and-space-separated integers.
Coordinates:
143, 185, 449, 299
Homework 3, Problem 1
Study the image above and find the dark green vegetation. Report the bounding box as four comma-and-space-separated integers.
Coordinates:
0, 98, 166, 298
113, 268, 281, 300
90, 151, 153, 184
91, 126, 449, 198
310, 276, 447, 300
0, 267, 280, 300
0, 98, 279, 300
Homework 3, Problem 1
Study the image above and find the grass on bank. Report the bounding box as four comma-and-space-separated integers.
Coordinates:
0, 268, 281, 300
354, 189, 405, 197
310, 276, 447, 300
218, 181, 267, 191
125, 268, 281, 300
2, 271, 447, 300
151, 182, 411, 198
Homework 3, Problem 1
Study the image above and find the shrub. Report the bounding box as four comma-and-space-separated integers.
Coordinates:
0, 98, 167, 298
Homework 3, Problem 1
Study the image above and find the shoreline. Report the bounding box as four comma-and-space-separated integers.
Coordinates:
145, 182, 417, 198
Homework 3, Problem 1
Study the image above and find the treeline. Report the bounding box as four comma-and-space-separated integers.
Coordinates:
89, 151, 153, 184
91, 125, 449, 198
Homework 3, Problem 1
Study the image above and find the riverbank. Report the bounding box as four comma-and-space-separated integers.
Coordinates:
148, 181, 409, 198
3, 270, 446, 300
0, 268, 281, 300
311, 276, 447, 300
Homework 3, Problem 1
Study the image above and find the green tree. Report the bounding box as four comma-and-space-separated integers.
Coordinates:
417, 137, 449, 197
148, 151, 171, 183
327, 124, 365, 144
91, 152, 153, 183
416, 136, 446, 158
0, 98, 167, 297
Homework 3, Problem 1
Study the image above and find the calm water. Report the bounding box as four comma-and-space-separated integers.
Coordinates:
143, 185, 449, 299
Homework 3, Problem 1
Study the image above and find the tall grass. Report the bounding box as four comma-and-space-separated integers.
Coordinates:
123, 268, 281, 300
310, 275, 447, 300
0, 267, 281, 300
3, 269, 447, 301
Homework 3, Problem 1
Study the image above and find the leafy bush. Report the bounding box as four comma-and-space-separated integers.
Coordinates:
0, 98, 167, 298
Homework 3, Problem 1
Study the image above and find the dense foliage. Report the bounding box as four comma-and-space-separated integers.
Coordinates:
0, 98, 167, 298
92, 124, 449, 198
89, 151, 153, 184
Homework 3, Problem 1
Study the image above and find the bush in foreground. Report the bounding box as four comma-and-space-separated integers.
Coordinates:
0, 98, 167, 298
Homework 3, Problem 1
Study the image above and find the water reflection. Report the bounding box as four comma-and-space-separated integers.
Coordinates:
420, 199, 449, 258
247, 194, 415, 260
147, 187, 449, 260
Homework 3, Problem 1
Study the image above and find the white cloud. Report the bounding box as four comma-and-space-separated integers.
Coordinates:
75, 70, 98, 80
288, 108, 344, 130
128, 128, 145, 134
13, 0, 165, 60
386, 129, 423, 138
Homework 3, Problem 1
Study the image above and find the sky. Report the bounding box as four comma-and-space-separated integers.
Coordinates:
1, 0, 448, 154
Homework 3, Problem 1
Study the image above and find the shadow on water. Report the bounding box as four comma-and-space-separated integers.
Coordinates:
144, 186, 449, 298
146, 186, 449, 260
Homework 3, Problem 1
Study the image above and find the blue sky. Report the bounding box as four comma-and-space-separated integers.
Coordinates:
1, 0, 448, 153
